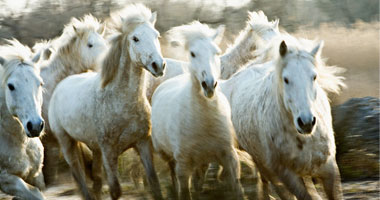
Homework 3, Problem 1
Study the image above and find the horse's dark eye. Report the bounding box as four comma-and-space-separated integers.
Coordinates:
8, 84, 14, 91
284, 77, 289, 84
88, 43, 93, 48
190, 51, 195, 58
313, 75, 317, 81
133, 36, 139, 42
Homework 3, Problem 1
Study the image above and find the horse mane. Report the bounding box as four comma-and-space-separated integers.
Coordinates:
57, 14, 103, 57
256, 34, 345, 95
100, 4, 154, 88
108, 4, 154, 35
0, 39, 37, 86
248, 10, 279, 36
166, 21, 219, 50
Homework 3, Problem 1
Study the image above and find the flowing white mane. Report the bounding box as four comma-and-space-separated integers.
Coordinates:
248, 10, 279, 35
166, 21, 219, 50
0, 39, 37, 86
64, 14, 102, 36
108, 4, 154, 34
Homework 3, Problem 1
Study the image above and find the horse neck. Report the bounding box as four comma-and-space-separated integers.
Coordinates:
0, 89, 27, 144
41, 51, 89, 91
108, 49, 147, 99
220, 25, 256, 79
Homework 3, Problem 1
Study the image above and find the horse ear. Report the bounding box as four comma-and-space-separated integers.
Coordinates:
212, 25, 225, 45
170, 41, 180, 48
73, 25, 78, 34
31, 52, 41, 63
98, 24, 106, 36
279, 40, 287, 57
150, 11, 157, 25
43, 48, 53, 61
273, 19, 279, 31
0, 57, 5, 65
310, 40, 324, 58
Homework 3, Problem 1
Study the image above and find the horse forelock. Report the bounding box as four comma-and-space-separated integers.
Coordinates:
109, 4, 154, 35
0, 39, 38, 86
166, 21, 217, 50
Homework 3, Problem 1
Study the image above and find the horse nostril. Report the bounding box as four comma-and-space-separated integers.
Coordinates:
40, 120, 45, 131
312, 117, 316, 126
214, 81, 218, 88
27, 121, 33, 132
162, 62, 166, 70
201, 81, 207, 90
152, 62, 158, 72
297, 117, 304, 127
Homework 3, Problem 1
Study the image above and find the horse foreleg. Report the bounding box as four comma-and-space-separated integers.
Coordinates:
175, 162, 192, 200
58, 133, 94, 200
26, 172, 45, 192
275, 168, 312, 200
303, 177, 322, 200
41, 134, 60, 186
135, 138, 163, 200
316, 158, 343, 200
168, 159, 178, 197
192, 164, 207, 193
91, 148, 103, 200
0, 173, 45, 200
100, 145, 121, 200
219, 149, 244, 200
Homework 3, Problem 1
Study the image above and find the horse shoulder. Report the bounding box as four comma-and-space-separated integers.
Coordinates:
151, 74, 191, 154
49, 72, 98, 141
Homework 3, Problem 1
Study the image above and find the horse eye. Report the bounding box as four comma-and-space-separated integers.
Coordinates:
284, 77, 289, 84
7, 84, 15, 91
87, 43, 93, 48
190, 51, 195, 58
133, 36, 139, 42
313, 75, 317, 81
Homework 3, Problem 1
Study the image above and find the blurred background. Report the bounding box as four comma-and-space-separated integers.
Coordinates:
0, 0, 378, 199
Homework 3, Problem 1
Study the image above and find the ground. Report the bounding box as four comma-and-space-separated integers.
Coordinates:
0, 179, 378, 199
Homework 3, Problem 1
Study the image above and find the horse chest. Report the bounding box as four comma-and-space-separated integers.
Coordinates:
0, 138, 42, 178
273, 131, 331, 174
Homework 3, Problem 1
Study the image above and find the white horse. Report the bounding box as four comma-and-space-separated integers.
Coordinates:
145, 10, 279, 102
220, 35, 345, 200
151, 21, 244, 200
37, 14, 107, 185
48, 4, 165, 200
0, 39, 45, 200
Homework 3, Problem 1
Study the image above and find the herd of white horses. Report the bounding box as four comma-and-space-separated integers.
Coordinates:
0, 3, 347, 200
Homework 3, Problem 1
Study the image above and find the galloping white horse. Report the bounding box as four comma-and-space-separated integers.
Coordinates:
145, 10, 279, 102
38, 14, 107, 185
49, 4, 165, 200
151, 21, 244, 200
0, 39, 45, 200
220, 35, 345, 199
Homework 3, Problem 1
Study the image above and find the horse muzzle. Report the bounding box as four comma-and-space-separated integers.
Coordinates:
201, 79, 217, 98
26, 119, 45, 137
296, 115, 316, 134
